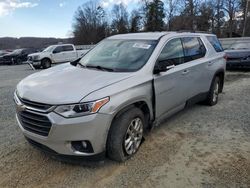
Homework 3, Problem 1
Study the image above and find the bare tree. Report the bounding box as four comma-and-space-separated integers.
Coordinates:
111, 3, 129, 34
130, 10, 142, 32
165, 0, 180, 30
223, 0, 241, 37
72, 1, 108, 44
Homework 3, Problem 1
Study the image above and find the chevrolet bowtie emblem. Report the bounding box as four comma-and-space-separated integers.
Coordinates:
16, 104, 26, 112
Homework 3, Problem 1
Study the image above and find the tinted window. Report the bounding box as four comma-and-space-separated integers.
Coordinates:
53, 46, 63, 53
157, 38, 184, 66
182, 37, 206, 62
207, 36, 223, 52
63, 45, 74, 51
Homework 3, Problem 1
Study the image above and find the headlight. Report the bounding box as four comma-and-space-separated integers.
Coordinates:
54, 97, 109, 118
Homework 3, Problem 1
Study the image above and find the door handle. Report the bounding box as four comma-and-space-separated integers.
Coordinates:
182, 69, 189, 75
166, 65, 175, 70
208, 61, 214, 66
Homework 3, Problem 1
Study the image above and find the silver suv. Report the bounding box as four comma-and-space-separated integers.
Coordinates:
14, 32, 226, 162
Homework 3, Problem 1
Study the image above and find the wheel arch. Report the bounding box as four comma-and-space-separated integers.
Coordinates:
41, 57, 52, 63
111, 100, 153, 131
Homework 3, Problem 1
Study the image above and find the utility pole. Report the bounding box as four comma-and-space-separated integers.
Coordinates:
243, 0, 250, 37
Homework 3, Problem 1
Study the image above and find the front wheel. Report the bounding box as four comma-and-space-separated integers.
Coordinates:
41, 59, 51, 69
107, 107, 145, 162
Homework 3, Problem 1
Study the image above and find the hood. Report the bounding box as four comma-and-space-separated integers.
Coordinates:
2, 54, 17, 59
28, 52, 42, 57
17, 63, 133, 104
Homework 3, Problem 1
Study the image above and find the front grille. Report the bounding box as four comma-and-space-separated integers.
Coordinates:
19, 97, 52, 111
18, 110, 52, 136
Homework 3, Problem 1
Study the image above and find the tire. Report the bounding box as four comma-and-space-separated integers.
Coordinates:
16, 58, 22, 65
205, 77, 220, 106
107, 107, 145, 162
41, 59, 51, 69
33, 65, 41, 69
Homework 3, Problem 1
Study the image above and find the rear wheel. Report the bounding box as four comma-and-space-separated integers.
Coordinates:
41, 59, 51, 69
205, 77, 220, 106
107, 107, 145, 162
15, 58, 22, 65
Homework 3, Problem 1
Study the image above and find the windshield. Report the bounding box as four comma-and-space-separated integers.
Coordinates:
79, 39, 158, 72
43, 46, 55, 52
228, 43, 250, 50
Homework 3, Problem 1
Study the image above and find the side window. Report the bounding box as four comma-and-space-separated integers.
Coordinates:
206, 36, 224, 52
63, 45, 74, 52
53, 46, 63, 53
157, 38, 184, 66
182, 37, 206, 62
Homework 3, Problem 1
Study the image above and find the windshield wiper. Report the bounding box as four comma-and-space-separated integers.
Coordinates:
85, 65, 115, 72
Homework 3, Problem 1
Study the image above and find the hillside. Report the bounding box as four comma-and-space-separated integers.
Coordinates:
0, 37, 73, 50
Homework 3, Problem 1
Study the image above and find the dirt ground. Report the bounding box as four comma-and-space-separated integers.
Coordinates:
0, 65, 250, 188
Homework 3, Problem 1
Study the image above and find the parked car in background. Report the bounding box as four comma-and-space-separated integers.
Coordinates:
0, 48, 38, 65
224, 42, 250, 69
27, 44, 89, 69
0, 50, 11, 57
14, 32, 226, 162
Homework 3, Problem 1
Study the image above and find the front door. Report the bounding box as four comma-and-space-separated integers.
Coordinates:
153, 38, 192, 118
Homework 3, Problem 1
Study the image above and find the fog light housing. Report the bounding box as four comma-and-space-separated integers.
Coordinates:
71, 140, 94, 153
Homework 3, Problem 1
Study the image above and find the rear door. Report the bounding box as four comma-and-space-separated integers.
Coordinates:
62, 45, 77, 62
181, 37, 208, 99
153, 38, 192, 118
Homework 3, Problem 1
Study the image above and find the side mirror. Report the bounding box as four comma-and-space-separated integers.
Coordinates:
153, 60, 175, 74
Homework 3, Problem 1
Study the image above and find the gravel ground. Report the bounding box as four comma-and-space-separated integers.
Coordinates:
0, 64, 250, 188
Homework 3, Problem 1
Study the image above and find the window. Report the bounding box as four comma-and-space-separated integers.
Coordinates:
79, 40, 157, 72
157, 38, 184, 66
63, 45, 74, 52
53, 46, 63, 53
207, 36, 223, 52
182, 37, 206, 62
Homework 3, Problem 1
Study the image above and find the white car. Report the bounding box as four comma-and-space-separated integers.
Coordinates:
27, 44, 88, 69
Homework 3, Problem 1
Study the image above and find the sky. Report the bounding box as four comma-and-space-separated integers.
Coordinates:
0, 0, 139, 38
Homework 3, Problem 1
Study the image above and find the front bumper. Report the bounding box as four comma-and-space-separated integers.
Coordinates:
16, 110, 113, 156
27, 60, 41, 66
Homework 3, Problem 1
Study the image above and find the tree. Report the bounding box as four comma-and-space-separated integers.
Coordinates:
72, 1, 108, 44
223, 0, 241, 37
213, 0, 225, 37
130, 10, 142, 32
196, 2, 213, 31
165, 0, 180, 30
144, 0, 165, 31
111, 3, 129, 34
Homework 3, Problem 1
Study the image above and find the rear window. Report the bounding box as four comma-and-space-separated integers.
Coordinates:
207, 36, 224, 52
63, 45, 74, 51
182, 37, 206, 62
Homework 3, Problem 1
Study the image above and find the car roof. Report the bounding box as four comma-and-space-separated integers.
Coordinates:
108, 32, 216, 40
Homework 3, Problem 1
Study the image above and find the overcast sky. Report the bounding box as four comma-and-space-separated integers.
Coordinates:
0, 0, 139, 38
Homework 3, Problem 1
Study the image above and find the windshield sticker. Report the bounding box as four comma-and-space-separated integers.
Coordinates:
133, 43, 151, 49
